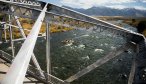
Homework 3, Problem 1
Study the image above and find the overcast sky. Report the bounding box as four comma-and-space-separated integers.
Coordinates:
42, 0, 146, 10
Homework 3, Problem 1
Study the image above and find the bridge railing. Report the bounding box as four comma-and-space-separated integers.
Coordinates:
0, 50, 67, 84
0, 2, 48, 84
0, 0, 146, 83
0, 0, 144, 42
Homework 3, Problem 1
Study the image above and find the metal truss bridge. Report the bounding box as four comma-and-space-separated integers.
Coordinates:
0, 0, 146, 84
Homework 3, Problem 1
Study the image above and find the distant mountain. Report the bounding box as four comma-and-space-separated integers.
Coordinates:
62, 6, 146, 17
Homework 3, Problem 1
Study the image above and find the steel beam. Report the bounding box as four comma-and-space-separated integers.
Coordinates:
0, 50, 66, 84
1, 3, 48, 84
0, 0, 144, 44
3, 24, 7, 42
0, 0, 146, 84
46, 22, 51, 74
9, 0, 44, 76
11, 8, 44, 77
0, 0, 41, 7
23, 81, 42, 83
128, 59, 136, 84
0, 31, 2, 43
128, 44, 138, 84
8, 15, 15, 57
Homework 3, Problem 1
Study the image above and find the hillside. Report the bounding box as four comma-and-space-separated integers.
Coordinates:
63, 6, 146, 17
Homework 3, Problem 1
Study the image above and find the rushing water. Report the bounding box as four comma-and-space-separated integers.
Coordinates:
0, 22, 137, 84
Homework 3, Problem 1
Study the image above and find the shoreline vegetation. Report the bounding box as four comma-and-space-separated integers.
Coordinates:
1, 18, 74, 39
19, 18, 74, 34
95, 16, 146, 28
1, 15, 146, 39
96, 16, 146, 36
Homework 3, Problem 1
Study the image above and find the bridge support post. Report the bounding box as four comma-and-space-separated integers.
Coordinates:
12, 15, 44, 77
128, 44, 139, 84
0, 25, 2, 44
46, 22, 51, 74
1, 3, 48, 84
3, 23, 7, 42
9, 3, 44, 77
9, 15, 15, 57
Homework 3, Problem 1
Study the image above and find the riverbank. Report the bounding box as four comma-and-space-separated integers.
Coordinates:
95, 16, 146, 28
1, 18, 73, 39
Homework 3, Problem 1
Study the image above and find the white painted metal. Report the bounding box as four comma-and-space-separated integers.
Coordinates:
10, 0, 44, 76
128, 45, 138, 84
0, 0, 143, 39
4, 24, 7, 42
1, 3, 48, 84
0, 0, 40, 6
9, 15, 15, 57
46, 23, 51, 74
12, 11, 44, 77
0, 0, 145, 84
0, 25, 2, 43
128, 60, 136, 84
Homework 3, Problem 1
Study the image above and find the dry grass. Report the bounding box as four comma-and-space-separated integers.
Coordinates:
3, 18, 74, 39
95, 16, 146, 27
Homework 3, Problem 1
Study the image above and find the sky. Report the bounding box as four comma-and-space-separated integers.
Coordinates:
42, 0, 146, 10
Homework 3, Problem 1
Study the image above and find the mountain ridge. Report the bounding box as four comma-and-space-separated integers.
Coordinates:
62, 6, 146, 17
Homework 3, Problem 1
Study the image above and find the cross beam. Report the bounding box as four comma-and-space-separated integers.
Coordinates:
1, 2, 48, 84
0, 0, 144, 44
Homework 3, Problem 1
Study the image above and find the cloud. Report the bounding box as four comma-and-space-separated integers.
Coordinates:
60, 0, 96, 9
134, 6, 146, 10
61, 0, 136, 9
60, 0, 146, 10
107, 5, 146, 10
142, 0, 146, 3
106, 5, 127, 9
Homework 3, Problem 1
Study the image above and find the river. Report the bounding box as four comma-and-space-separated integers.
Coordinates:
0, 21, 137, 84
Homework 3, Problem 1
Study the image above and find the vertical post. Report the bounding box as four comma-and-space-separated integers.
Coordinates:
9, 15, 15, 57
4, 23, 7, 42
0, 25, 2, 44
128, 45, 138, 84
46, 22, 51, 74
1, 3, 48, 84
13, 15, 44, 75
10, 4, 44, 76
128, 59, 136, 84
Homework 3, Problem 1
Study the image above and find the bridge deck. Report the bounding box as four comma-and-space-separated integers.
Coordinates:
0, 58, 41, 84
0, 50, 67, 84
